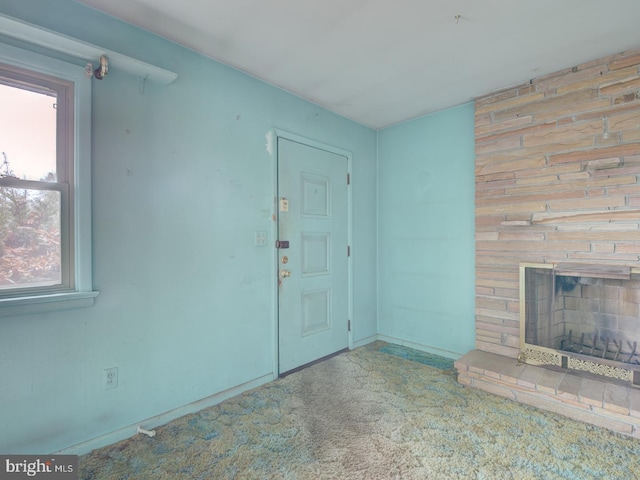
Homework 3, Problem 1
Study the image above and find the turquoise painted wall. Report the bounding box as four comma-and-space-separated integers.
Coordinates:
377, 104, 475, 357
0, 1, 378, 453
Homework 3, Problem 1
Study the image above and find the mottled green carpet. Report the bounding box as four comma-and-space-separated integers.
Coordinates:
80, 342, 640, 479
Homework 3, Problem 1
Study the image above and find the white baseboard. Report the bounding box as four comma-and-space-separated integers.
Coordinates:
56, 372, 275, 456
56, 338, 459, 456
376, 335, 462, 360
352, 334, 379, 349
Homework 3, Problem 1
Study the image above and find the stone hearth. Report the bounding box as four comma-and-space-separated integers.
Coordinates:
455, 350, 640, 437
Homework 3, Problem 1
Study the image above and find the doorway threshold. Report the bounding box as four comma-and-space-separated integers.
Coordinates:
279, 347, 349, 378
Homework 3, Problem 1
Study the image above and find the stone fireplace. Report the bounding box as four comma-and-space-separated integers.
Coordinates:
520, 262, 640, 387
456, 47, 640, 437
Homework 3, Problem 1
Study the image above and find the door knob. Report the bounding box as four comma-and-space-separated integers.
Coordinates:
280, 270, 291, 278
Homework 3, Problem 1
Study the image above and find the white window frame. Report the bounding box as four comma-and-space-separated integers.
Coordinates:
0, 43, 97, 316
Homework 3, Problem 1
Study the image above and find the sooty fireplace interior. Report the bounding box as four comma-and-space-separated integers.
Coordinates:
520, 262, 640, 387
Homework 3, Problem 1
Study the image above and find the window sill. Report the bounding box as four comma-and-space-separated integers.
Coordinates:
0, 291, 99, 317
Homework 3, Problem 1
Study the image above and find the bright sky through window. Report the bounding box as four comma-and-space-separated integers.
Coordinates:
0, 79, 61, 289
0, 83, 56, 181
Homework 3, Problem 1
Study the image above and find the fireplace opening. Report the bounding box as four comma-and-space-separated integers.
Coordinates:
520, 263, 640, 386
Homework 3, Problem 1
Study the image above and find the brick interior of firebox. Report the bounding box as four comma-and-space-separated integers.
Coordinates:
559, 277, 640, 362
531, 273, 640, 366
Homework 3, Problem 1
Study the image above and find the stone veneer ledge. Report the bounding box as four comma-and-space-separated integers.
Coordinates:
455, 350, 640, 438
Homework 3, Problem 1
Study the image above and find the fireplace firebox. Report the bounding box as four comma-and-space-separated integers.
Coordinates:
520, 262, 640, 387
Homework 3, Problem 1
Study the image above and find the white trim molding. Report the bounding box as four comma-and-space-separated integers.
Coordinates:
0, 13, 177, 84
55, 373, 274, 455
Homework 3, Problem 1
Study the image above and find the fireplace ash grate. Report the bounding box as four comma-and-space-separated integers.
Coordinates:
561, 330, 639, 365
520, 262, 640, 387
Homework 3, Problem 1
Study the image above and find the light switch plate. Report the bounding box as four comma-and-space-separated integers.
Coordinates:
255, 231, 267, 246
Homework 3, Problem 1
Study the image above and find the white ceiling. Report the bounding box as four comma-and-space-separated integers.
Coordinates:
76, 0, 640, 129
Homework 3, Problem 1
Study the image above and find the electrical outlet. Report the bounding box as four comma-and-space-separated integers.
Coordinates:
105, 367, 118, 389
255, 231, 267, 246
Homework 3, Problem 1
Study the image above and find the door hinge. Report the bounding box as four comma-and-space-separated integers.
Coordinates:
347, 173, 350, 185
348, 320, 351, 332
347, 245, 351, 257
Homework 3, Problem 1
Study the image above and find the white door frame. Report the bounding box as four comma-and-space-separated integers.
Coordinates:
270, 128, 353, 377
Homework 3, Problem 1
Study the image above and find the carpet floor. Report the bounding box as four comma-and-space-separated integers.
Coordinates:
80, 342, 640, 479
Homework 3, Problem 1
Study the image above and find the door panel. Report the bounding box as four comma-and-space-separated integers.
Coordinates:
301, 232, 330, 275
278, 137, 348, 374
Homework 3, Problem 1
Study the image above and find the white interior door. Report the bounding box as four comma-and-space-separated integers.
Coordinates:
277, 137, 349, 374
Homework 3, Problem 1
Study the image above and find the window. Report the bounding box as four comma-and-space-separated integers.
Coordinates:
0, 43, 96, 313
0, 65, 70, 293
